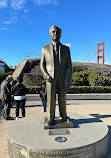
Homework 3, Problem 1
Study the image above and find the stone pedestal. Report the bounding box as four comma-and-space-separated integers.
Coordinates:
7, 113, 109, 158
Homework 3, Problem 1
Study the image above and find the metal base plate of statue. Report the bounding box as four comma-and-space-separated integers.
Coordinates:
44, 117, 74, 129
7, 113, 108, 158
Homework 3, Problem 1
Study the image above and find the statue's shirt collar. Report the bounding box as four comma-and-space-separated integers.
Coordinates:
52, 41, 60, 47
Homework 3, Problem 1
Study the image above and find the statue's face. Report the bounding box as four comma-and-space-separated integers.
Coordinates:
49, 27, 61, 42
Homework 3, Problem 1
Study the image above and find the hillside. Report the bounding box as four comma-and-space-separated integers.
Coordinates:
23, 62, 111, 86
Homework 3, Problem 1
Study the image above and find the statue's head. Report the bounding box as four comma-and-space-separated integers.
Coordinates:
49, 25, 61, 42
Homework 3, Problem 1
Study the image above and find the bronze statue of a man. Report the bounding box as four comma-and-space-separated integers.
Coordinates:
40, 25, 72, 125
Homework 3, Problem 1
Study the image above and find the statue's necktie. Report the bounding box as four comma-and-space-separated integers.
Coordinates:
54, 44, 59, 55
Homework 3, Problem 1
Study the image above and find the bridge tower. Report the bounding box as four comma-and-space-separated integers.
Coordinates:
97, 42, 104, 64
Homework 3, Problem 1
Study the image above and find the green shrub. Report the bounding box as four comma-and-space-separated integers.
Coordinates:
72, 70, 111, 87
87, 71, 102, 86
26, 86, 111, 94
87, 71, 111, 86
26, 86, 41, 94
72, 71, 89, 86
102, 76, 111, 86
68, 86, 111, 93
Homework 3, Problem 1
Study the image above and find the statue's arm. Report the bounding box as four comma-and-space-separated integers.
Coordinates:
68, 49, 72, 70
65, 48, 73, 90
40, 47, 52, 82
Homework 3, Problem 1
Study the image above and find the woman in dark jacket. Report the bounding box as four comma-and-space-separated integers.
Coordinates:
11, 77, 28, 120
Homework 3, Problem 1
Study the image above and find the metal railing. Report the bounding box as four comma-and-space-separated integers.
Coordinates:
24, 53, 41, 60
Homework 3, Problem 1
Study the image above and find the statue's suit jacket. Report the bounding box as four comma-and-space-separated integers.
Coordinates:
40, 42, 72, 90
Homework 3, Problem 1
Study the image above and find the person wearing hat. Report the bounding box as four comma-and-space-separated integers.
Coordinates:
1, 75, 13, 120
11, 77, 28, 120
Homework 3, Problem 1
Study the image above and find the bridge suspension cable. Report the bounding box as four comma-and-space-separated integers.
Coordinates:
82, 45, 96, 61
88, 52, 97, 62
105, 48, 111, 63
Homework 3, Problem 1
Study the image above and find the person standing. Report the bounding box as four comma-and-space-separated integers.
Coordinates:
40, 25, 72, 125
1, 75, 13, 120
11, 77, 28, 120
39, 81, 47, 112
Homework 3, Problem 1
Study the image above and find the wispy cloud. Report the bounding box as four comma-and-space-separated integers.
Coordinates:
81, 61, 87, 62
3, 14, 18, 25
11, 15, 18, 23
64, 43, 72, 48
9, 14, 18, 25
0, 27, 8, 31
24, 9, 28, 13
0, 0, 58, 29
105, 62, 108, 65
0, 0, 8, 9
3, 20, 12, 24
10, 0, 25, 10
34, 0, 59, 6
0, 0, 59, 10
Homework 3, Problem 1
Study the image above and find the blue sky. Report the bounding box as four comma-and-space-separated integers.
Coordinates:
0, 0, 111, 67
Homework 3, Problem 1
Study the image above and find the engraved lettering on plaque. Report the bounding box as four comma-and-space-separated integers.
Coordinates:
29, 144, 96, 158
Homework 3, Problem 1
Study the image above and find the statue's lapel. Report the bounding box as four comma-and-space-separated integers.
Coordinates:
59, 43, 62, 63
49, 43, 54, 63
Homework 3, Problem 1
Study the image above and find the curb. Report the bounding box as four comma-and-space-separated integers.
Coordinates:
1, 94, 111, 101
26, 94, 111, 101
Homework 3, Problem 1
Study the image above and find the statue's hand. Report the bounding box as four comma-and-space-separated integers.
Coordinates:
65, 87, 68, 92
46, 75, 52, 83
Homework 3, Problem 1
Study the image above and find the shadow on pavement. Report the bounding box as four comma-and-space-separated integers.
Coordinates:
90, 114, 111, 119
70, 116, 102, 128
11, 100, 42, 108
11, 104, 43, 108
76, 117, 102, 124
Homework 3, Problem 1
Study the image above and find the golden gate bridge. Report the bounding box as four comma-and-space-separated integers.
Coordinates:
82, 42, 111, 64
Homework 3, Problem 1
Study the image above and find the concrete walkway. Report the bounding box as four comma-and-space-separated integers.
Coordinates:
0, 100, 111, 158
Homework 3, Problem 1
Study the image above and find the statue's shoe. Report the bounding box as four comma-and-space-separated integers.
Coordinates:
47, 119, 54, 125
62, 118, 67, 123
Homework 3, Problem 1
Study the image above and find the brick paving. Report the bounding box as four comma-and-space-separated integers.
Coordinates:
0, 100, 111, 158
